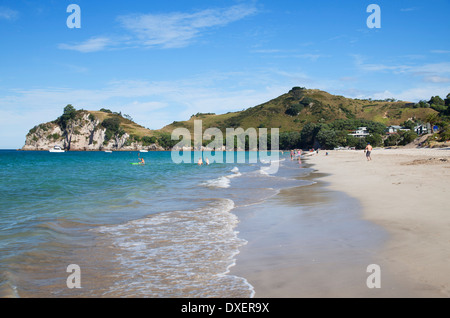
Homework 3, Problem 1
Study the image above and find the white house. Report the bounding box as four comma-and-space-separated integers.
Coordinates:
414, 124, 431, 135
386, 125, 410, 134
348, 127, 370, 138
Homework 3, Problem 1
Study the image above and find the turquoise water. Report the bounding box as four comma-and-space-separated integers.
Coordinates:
0, 150, 311, 297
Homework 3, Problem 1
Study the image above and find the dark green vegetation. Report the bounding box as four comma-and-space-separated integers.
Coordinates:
422, 93, 450, 144
92, 108, 176, 148
101, 117, 125, 144
57, 104, 77, 129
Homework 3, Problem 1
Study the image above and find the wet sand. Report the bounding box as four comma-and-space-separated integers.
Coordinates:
231, 148, 450, 297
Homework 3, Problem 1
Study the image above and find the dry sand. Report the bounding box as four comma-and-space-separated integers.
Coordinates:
305, 147, 450, 297
232, 147, 450, 298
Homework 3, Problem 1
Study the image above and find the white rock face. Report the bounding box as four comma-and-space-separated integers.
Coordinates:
23, 123, 65, 151
22, 112, 164, 151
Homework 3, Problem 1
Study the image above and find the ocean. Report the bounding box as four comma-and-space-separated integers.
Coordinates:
0, 150, 312, 297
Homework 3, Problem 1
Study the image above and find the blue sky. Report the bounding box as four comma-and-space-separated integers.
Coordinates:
0, 0, 449, 148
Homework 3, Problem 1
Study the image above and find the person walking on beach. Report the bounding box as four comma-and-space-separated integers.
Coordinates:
365, 143, 372, 161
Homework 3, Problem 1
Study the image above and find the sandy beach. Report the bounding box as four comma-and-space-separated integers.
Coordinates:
232, 147, 450, 297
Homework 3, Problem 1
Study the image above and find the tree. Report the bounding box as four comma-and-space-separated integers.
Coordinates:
290, 87, 306, 100
402, 120, 415, 130
425, 113, 440, 126
415, 100, 430, 108
101, 117, 120, 131
438, 123, 450, 141
123, 114, 133, 121
399, 131, 418, 146
329, 119, 386, 135
363, 120, 387, 135
429, 96, 445, 106
279, 132, 301, 149
316, 129, 339, 149
300, 123, 322, 148
101, 117, 122, 142
285, 104, 304, 116
334, 130, 349, 147
142, 136, 157, 145
354, 138, 368, 150
157, 133, 178, 149
431, 104, 448, 113
346, 135, 359, 148
301, 97, 314, 106
58, 104, 77, 129
445, 93, 450, 107
384, 134, 401, 147
365, 133, 383, 147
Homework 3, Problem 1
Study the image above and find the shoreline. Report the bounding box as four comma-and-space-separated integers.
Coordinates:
230, 160, 393, 297
231, 147, 450, 297
305, 148, 450, 297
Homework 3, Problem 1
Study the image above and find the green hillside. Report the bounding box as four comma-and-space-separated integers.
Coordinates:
159, 87, 437, 134
25, 87, 449, 151
88, 110, 155, 138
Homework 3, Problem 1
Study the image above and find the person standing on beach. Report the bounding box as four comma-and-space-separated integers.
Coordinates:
365, 143, 373, 161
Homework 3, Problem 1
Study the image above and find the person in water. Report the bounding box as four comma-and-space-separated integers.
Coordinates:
139, 157, 145, 165
205, 157, 210, 165
198, 157, 203, 166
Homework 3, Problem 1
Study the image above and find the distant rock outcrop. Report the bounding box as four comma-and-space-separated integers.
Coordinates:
22, 108, 164, 151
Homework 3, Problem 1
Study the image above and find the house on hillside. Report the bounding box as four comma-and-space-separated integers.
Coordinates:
348, 127, 370, 138
414, 123, 431, 135
386, 125, 410, 134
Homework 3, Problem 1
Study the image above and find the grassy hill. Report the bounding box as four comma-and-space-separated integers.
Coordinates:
88, 110, 156, 138
158, 87, 437, 134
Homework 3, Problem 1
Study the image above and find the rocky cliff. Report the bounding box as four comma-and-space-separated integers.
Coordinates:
22, 108, 164, 151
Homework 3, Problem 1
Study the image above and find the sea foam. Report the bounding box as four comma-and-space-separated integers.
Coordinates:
94, 198, 254, 297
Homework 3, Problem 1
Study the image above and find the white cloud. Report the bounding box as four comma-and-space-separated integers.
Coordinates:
251, 49, 283, 54
293, 54, 324, 62
58, 37, 113, 53
431, 50, 450, 54
117, 4, 257, 48
393, 86, 450, 102
336, 86, 449, 103
0, 6, 18, 20
352, 54, 411, 73
400, 7, 419, 12
58, 4, 258, 52
339, 76, 359, 82
252, 49, 327, 62
352, 55, 450, 84
412, 62, 450, 75
423, 76, 450, 83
